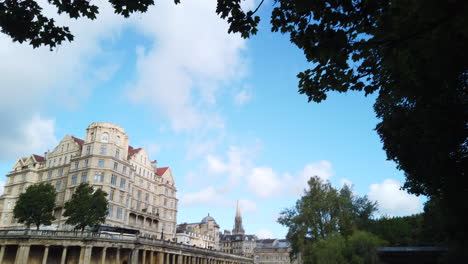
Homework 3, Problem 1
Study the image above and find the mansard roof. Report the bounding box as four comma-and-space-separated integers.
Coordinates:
127, 146, 142, 159
32, 154, 45, 162
156, 167, 169, 176
72, 136, 84, 146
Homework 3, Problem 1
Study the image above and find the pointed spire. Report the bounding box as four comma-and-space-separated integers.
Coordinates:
233, 200, 245, 235
236, 200, 241, 218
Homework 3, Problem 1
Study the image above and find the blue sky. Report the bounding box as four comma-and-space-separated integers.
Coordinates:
0, 0, 423, 239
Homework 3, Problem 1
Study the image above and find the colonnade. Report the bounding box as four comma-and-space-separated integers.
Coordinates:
0, 243, 249, 264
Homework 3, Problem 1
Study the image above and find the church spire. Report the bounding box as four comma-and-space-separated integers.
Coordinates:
233, 200, 245, 235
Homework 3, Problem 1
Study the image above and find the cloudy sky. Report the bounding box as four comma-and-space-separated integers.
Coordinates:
0, 0, 423, 239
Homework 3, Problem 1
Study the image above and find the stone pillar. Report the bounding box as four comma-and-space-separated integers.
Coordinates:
15, 244, 31, 264
158, 252, 164, 264
0, 245, 5, 264
82, 246, 92, 264
177, 254, 182, 264
149, 251, 154, 264
131, 248, 139, 264
142, 250, 146, 264
165, 253, 170, 264
60, 246, 68, 264
116, 248, 121, 264
172, 253, 176, 264
42, 246, 49, 264
101, 247, 107, 264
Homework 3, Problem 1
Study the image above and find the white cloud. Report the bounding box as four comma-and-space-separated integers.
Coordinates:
0, 180, 5, 196
0, 1, 126, 161
234, 90, 252, 105
127, 0, 252, 132
340, 178, 353, 188
256, 228, 274, 239
239, 199, 258, 213
0, 114, 58, 160
247, 167, 281, 198
368, 179, 422, 217
180, 186, 229, 207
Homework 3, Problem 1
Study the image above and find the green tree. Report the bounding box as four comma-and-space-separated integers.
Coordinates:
63, 182, 108, 231
307, 231, 385, 264
278, 176, 377, 260
13, 183, 56, 230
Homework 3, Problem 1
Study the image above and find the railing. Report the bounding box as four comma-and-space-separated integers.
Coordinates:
0, 229, 252, 261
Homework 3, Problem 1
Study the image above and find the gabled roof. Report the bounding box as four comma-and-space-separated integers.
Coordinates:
156, 167, 169, 176
128, 146, 142, 159
72, 136, 84, 146
32, 154, 45, 162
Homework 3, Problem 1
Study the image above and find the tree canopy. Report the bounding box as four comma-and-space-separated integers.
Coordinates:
63, 182, 108, 231
13, 183, 56, 230
278, 176, 377, 261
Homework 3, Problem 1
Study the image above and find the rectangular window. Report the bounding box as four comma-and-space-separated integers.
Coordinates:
109, 189, 114, 201
145, 193, 149, 201
119, 193, 124, 204
119, 178, 126, 189
94, 172, 104, 182
136, 202, 140, 210
47, 170, 52, 179
115, 150, 120, 159
116, 207, 122, 219
122, 167, 127, 174
81, 172, 88, 183
126, 197, 129, 207
55, 181, 61, 191
58, 168, 63, 177
71, 174, 78, 185
84, 159, 89, 167
137, 190, 141, 200
108, 205, 113, 218
164, 198, 167, 206
86, 146, 91, 155
59, 157, 62, 165
64, 156, 67, 164
75, 161, 79, 169
111, 174, 117, 185
113, 162, 118, 170
100, 145, 107, 154
48, 160, 52, 168
98, 159, 105, 167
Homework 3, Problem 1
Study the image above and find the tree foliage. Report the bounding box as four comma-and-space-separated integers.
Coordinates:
63, 182, 108, 231
13, 183, 56, 230
278, 176, 377, 260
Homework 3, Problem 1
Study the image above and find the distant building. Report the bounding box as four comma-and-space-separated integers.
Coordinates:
254, 239, 300, 264
220, 201, 257, 257
0, 122, 178, 239
176, 214, 220, 249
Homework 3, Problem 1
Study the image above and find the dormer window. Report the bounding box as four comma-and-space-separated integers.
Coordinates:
101, 132, 109, 142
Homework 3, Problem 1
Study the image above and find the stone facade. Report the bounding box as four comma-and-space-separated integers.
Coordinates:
0, 122, 178, 239
254, 239, 299, 264
176, 215, 220, 250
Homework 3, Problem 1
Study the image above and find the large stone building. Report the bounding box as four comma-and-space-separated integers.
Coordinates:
220, 201, 257, 257
254, 239, 299, 264
0, 122, 178, 239
176, 214, 220, 249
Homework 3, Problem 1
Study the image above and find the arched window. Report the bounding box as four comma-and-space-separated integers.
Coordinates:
101, 132, 109, 142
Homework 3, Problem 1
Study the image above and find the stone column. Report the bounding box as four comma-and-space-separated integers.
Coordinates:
83, 246, 93, 264
116, 248, 121, 264
101, 247, 107, 264
177, 254, 182, 264
142, 250, 146, 264
14, 244, 31, 264
42, 246, 49, 264
60, 246, 68, 264
0, 245, 5, 264
149, 251, 154, 264
157, 252, 164, 264
130, 248, 139, 264
165, 253, 170, 264
172, 253, 176, 264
